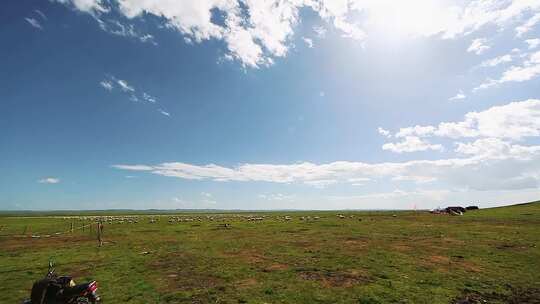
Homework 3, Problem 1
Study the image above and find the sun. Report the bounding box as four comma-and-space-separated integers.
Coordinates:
355, 0, 458, 39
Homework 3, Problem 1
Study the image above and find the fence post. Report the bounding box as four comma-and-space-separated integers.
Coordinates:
97, 221, 103, 247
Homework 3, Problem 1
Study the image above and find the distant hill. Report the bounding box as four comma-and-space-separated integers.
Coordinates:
0, 200, 538, 217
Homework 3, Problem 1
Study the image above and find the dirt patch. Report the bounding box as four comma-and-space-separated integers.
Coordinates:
297, 269, 372, 288
0, 235, 94, 252
263, 263, 289, 272
424, 255, 482, 273
222, 250, 267, 265
235, 278, 258, 289
459, 261, 482, 273
150, 252, 223, 292
221, 250, 291, 273
343, 237, 369, 248
452, 287, 540, 304
392, 244, 413, 252
244, 254, 266, 264
429, 255, 451, 264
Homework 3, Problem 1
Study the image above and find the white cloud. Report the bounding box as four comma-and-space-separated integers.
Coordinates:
445, 0, 540, 38
114, 0, 300, 67
115, 78, 135, 92
449, 90, 466, 101
396, 125, 436, 138
100, 80, 113, 91
25, 17, 43, 30
102, 75, 154, 101
172, 196, 186, 203
53, 0, 108, 13
302, 37, 314, 48
499, 62, 540, 82
526, 38, 540, 49
516, 12, 540, 37
26, 9, 47, 30
118, 0, 234, 40
345, 0, 540, 41
158, 109, 170, 116
474, 48, 540, 91
313, 25, 327, 38
472, 78, 498, 92
113, 164, 154, 171
54, 0, 540, 67
467, 38, 490, 55
200, 192, 217, 205
455, 137, 540, 160
34, 10, 47, 20
480, 54, 512, 67
329, 189, 450, 203
143, 93, 156, 103
101, 77, 165, 114
348, 177, 371, 186
303, 179, 338, 188
382, 136, 444, 153
112, 143, 540, 191
38, 177, 60, 184
377, 127, 391, 138
258, 193, 295, 201
394, 99, 540, 141
475, 51, 540, 89
223, 19, 268, 67
97, 19, 157, 45
112, 98, 540, 192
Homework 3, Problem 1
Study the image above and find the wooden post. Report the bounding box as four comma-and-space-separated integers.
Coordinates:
23, 225, 27, 236
97, 221, 103, 247
70, 221, 74, 234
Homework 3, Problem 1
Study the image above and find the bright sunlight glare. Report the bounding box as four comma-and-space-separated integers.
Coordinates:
353, 0, 461, 39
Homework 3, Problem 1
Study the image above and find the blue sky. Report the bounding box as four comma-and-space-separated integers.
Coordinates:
1, 0, 540, 210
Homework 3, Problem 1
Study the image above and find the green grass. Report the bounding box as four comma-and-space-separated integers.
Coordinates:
1, 202, 539, 303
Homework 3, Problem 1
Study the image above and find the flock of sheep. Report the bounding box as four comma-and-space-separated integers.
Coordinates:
54, 213, 361, 227
18, 213, 381, 239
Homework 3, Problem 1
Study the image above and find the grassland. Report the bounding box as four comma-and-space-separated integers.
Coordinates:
1, 202, 539, 304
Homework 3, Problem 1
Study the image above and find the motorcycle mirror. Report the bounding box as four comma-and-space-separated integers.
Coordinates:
48, 259, 55, 273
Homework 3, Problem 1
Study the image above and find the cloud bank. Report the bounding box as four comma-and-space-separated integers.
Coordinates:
114, 98, 540, 192
53, 0, 540, 68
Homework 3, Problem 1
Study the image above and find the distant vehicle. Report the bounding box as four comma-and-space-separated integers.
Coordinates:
22, 261, 101, 304
445, 206, 466, 213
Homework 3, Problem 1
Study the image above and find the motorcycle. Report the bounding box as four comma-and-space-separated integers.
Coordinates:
22, 261, 101, 304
